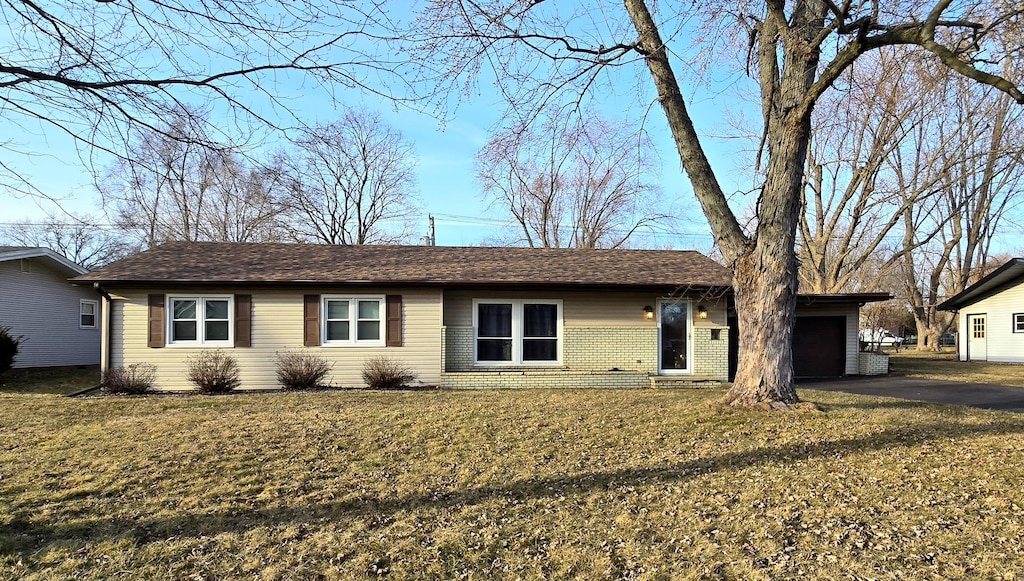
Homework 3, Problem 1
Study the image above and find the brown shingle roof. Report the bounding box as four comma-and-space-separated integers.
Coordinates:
73, 241, 733, 288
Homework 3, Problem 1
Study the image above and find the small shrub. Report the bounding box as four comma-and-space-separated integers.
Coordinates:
186, 350, 241, 394
103, 363, 157, 395
0, 325, 21, 375
361, 355, 416, 390
275, 350, 332, 390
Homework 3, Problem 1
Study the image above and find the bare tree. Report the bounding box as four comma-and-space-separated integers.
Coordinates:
897, 72, 1024, 350
276, 110, 418, 245
403, 1, 1024, 406
0, 213, 134, 270
199, 157, 285, 243
99, 107, 283, 246
477, 107, 666, 248
1, 0, 403, 200
100, 109, 223, 246
799, 49, 930, 294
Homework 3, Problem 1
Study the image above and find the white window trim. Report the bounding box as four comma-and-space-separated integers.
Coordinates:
321, 295, 386, 347
166, 294, 234, 347
80, 299, 99, 329
472, 299, 563, 366
657, 298, 694, 375
1013, 313, 1024, 333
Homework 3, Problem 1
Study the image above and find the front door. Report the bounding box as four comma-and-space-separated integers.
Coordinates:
659, 300, 691, 374
967, 314, 987, 361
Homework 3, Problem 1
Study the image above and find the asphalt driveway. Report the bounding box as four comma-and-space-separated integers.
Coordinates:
799, 376, 1024, 413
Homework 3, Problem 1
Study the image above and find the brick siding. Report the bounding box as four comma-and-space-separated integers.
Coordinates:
441, 323, 729, 389
858, 352, 889, 375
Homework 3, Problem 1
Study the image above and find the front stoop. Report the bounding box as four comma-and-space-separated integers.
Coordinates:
648, 375, 724, 389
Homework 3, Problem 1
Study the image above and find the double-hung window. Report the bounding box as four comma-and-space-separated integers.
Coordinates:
322, 296, 385, 346
168, 295, 233, 346
474, 299, 561, 365
1014, 313, 1024, 333
80, 299, 98, 329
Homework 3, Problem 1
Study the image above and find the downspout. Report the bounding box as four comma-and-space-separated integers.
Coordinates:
952, 309, 961, 361
94, 283, 112, 377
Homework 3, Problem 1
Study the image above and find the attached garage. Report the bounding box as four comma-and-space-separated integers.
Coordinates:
792, 316, 846, 377
728, 293, 891, 380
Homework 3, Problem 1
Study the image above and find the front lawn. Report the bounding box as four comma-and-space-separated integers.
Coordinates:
2, 389, 1023, 579
0, 365, 100, 395
891, 351, 1024, 387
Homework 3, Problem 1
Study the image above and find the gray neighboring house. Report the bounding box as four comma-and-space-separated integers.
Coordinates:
0, 246, 101, 368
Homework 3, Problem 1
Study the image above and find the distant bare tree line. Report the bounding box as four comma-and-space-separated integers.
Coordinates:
4, 103, 671, 266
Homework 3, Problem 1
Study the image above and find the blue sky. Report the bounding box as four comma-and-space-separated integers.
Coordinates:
0, 0, 762, 253
1, 80, 750, 252
3, 1, 1022, 260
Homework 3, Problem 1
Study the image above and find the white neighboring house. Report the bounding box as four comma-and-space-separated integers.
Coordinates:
0, 246, 101, 368
938, 257, 1024, 363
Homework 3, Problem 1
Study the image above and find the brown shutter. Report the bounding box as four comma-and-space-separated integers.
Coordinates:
148, 294, 165, 348
386, 294, 403, 347
234, 294, 252, 348
303, 294, 320, 347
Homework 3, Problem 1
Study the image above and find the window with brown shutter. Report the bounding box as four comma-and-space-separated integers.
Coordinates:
386, 295, 403, 347
148, 294, 165, 348
234, 294, 252, 347
303, 294, 320, 346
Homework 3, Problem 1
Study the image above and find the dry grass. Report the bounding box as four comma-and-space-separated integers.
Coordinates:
2, 388, 1024, 580
892, 351, 1024, 388
0, 365, 100, 395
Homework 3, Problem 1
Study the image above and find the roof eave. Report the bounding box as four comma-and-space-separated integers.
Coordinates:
795, 292, 893, 305
76, 278, 734, 292
2, 248, 87, 275
937, 258, 1024, 311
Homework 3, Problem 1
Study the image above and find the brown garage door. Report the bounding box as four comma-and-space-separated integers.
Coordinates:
792, 316, 846, 377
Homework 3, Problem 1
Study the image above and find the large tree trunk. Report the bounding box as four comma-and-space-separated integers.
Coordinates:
721, 112, 809, 407
719, 3, 821, 406
725, 249, 800, 405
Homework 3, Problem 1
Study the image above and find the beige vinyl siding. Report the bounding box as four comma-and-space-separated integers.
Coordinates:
956, 280, 1024, 363
443, 289, 727, 328
0, 259, 101, 368
111, 288, 441, 391
796, 304, 859, 375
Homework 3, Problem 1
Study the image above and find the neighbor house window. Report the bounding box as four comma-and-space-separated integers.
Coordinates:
80, 299, 98, 329
168, 295, 233, 346
322, 296, 384, 346
1014, 313, 1024, 333
473, 299, 561, 365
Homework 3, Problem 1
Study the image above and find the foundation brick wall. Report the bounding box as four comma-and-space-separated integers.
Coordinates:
858, 352, 889, 375
440, 370, 649, 390
563, 327, 658, 372
441, 323, 729, 389
692, 327, 729, 380
445, 326, 659, 373
444, 326, 474, 372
